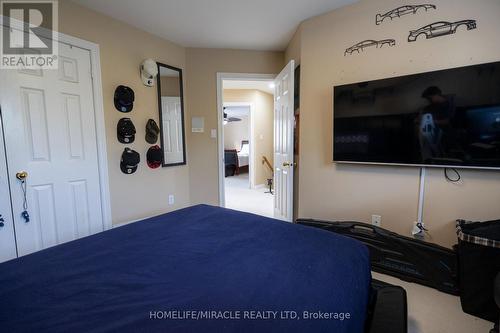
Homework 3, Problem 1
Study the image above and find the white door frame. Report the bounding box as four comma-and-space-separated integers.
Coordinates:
223, 102, 255, 189
216, 73, 276, 207
0, 17, 112, 230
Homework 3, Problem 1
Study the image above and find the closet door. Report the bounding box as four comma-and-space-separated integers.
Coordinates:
0, 111, 17, 263
0, 42, 105, 257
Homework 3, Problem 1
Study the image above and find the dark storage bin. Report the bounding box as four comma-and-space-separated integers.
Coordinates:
457, 219, 500, 323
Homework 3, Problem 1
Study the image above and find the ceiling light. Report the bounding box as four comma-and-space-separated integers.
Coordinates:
269, 83, 275, 89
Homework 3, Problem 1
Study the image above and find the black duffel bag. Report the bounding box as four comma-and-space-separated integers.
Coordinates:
456, 219, 500, 323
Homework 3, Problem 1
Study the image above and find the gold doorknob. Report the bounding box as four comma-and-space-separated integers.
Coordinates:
282, 162, 296, 167
16, 171, 28, 181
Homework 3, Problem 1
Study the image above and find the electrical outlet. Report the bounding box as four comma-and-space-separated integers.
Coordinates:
412, 222, 426, 238
371, 215, 382, 227
168, 195, 175, 205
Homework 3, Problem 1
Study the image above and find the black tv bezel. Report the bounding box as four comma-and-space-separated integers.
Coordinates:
332, 60, 500, 170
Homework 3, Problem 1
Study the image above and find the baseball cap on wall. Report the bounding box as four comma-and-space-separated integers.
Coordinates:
117, 118, 136, 144
114, 85, 135, 113
147, 145, 163, 169
145, 119, 160, 144
120, 148, 140, 174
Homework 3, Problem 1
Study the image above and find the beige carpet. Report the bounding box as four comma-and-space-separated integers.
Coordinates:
373, 272, 494, 333
224, 174, 274, 218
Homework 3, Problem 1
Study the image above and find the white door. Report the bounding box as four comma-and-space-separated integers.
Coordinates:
273, 60, 295, 222
161, 96, 184, 164
0, 113, 17, 263
0, 42, 105, 257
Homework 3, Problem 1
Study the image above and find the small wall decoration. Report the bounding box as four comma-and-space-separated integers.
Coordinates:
376, 4, 437, 25
345, 39, 396, 56
408, 20, 477, 42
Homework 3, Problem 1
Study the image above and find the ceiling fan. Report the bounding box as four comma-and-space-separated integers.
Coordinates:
223, 107, 242, 123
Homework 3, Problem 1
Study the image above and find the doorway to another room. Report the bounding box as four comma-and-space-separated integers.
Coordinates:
221, 79, 276, 218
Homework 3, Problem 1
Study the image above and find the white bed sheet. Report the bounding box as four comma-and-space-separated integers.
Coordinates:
238, 153, 249, 167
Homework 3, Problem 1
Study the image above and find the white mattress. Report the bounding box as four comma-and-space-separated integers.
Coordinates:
238, 143, 250, 167
238, 153, 249, 167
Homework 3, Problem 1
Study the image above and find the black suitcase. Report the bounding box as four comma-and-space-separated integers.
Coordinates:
297, 219, 459, 295
456, 219, 500, 323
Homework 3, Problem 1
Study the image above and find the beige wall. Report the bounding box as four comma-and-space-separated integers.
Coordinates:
224, 115, 249, 150
185, 49, 284, 204
59, 1, 190, 224
285, 27, 302, 66
295, 0, 500, 247
224, 89, 275, 186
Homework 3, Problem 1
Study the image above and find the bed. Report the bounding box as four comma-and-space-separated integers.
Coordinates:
225, 141, 250, 176
0, 205, 376, 332
237, 140, 250, 168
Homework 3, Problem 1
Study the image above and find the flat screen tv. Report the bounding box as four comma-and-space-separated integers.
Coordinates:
333, 61, 500, 169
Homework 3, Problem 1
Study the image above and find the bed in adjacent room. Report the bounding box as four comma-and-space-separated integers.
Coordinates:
0, 205, 403, 333
237, 140, 250, 169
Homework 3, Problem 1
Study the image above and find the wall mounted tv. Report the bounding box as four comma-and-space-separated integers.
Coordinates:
333, 61, 500, 169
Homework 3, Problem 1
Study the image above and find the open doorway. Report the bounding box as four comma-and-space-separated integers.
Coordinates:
220, 77, 276, 218
217, 63, 295, 222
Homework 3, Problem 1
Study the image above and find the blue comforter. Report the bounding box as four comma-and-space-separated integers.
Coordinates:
0, 205, 371, 333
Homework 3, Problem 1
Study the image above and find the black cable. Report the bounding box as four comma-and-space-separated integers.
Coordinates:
21, 180, 30, 223
444, 168, 461, 183
21, 180, 28, 211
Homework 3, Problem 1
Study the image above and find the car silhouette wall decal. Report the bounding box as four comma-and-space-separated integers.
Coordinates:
408, 20, 477, 42
344, 39, 396, 56
376, 4, 437, 25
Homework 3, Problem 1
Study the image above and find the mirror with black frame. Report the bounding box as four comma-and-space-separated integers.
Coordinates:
156, 62, 187, 167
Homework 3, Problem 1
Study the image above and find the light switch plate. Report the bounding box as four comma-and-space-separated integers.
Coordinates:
211, 129, 217, 139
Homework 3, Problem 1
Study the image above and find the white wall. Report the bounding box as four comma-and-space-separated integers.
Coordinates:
224, 116, 249, 150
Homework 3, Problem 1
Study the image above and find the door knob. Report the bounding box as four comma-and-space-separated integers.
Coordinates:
282, 162, 296, 167
16, 171, 28, 181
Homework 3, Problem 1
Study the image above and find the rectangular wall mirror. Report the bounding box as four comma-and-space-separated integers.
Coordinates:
157, 62, 187, 167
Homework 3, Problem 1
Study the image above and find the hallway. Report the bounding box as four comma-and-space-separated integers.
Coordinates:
225, 174, 274, 218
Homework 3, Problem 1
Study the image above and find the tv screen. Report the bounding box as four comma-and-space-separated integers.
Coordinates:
333, 61, 500, 169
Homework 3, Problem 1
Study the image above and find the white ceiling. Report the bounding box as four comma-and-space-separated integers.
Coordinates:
74, 0, 358, 51
223, 80, 275, 94
224, 106, 250, 118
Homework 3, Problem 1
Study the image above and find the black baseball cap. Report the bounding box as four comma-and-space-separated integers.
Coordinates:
120, 148, 140, 174
117, 118, 136, 144
147, 145, 163, 169
145, 119, 160, 144
114, 85, 135, 113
